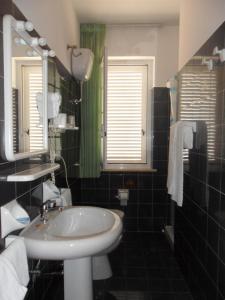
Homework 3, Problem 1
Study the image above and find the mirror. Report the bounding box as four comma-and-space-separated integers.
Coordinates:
2, 15, 48, 161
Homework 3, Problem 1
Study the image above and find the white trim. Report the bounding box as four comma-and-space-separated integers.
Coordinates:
3, 15, 49, 161
108, 56, 155, 61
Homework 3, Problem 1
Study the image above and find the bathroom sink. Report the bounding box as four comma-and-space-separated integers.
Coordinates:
20, 206, 122, 260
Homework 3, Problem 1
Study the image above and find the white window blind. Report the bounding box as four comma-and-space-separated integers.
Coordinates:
179, 66, 217, 159
23, 66, 43, 152
12, 88, 19, 153
106, 65, 147, 164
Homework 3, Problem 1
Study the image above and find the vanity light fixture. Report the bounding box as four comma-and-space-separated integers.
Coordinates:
30, 37, 47, 47
14, 37, 47, 48
43, 49, 56, 57
14, 37, 26, 46
15, 20, 34, 32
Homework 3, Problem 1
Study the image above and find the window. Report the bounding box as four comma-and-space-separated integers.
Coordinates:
103, 57, 154, 170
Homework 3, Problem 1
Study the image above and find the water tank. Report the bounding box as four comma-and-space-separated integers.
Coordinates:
71, 48, 94, 81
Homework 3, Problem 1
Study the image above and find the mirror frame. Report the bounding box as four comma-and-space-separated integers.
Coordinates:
2, 14, 48, 161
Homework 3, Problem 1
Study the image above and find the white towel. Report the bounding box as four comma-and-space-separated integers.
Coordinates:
167, 121, 195, 206
1, 238, 30, 287
0, 256, 27, 300
0, 239, 29, 300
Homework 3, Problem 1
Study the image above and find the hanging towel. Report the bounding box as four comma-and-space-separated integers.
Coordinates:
0, 238, 29, 300
0, 256, 27, 300
1, 238, 29, 287
167, 121, 196, 206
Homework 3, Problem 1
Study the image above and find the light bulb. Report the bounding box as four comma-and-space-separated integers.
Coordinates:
48, 50, 56, 57
25, 21, 34, 32
39, 38, 47, 46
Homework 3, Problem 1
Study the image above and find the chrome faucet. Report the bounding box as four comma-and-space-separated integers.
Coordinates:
40, 199, 57, 224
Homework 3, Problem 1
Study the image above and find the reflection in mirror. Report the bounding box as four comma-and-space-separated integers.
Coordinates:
178, 56, 217, 161
12, 29, 44, 154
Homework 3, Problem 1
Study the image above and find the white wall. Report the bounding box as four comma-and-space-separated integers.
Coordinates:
156, 26, 179, 86
106, 25, 179, 86
106, 25, 158, 57
179, 0, 225, 69
13, 0, 80, 72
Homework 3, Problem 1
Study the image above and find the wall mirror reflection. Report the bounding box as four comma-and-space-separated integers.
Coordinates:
12, 30, 44, 154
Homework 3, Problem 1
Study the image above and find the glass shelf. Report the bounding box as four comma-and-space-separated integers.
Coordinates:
6, 163, 60, 182
49, 125, 79, 131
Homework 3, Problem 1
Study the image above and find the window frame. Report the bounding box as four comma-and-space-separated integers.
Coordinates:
103, 56, 155, 171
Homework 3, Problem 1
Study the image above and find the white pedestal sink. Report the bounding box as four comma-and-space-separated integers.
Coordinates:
20, 206, 122, 300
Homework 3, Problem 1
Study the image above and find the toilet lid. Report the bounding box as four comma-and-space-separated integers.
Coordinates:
110, 209, 124, 219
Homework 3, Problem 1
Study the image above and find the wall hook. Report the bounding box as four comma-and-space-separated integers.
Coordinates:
213, 46, 225, 62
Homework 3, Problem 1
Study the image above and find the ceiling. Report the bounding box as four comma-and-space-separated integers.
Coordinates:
72, 0, 180, 25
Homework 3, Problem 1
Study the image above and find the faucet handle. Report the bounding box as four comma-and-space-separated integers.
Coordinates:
48, 199, 57, 208
40, 203, 47, 216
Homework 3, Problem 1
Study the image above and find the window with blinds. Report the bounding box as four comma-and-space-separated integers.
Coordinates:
104, 63, 149, 168
179, 65, 217, 159
22, 65, 44, 152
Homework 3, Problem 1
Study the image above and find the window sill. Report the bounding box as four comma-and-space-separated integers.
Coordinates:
102, 168, 157, 173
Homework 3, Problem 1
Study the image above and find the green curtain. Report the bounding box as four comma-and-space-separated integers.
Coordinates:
79, 24, 106, 178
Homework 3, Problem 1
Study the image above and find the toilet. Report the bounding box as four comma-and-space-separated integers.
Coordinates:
92, 209, 124, 280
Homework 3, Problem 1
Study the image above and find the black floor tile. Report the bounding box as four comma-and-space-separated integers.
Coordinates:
26, 233, 193, 300
149, 279, 172, 293
151, 294, 175, 300
174, 294, 194, 300
171, 279, 190, 293
125, 278, 149, 291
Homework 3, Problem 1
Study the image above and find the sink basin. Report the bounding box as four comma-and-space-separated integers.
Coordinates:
20, 206, 122, 260
20, 206, 122, 300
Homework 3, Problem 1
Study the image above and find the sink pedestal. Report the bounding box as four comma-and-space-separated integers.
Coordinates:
64, 257, 93, 300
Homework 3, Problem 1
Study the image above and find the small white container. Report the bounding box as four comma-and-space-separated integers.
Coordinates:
53, 113, 67, 128
67, 115, 75, 128
1, 199, 30, 238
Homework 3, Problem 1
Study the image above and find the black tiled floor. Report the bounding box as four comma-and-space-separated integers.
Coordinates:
27, 233, 193, 300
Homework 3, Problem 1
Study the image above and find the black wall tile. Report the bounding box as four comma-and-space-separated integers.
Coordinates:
175, 20, 225, 300
79, 87, 170, 233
